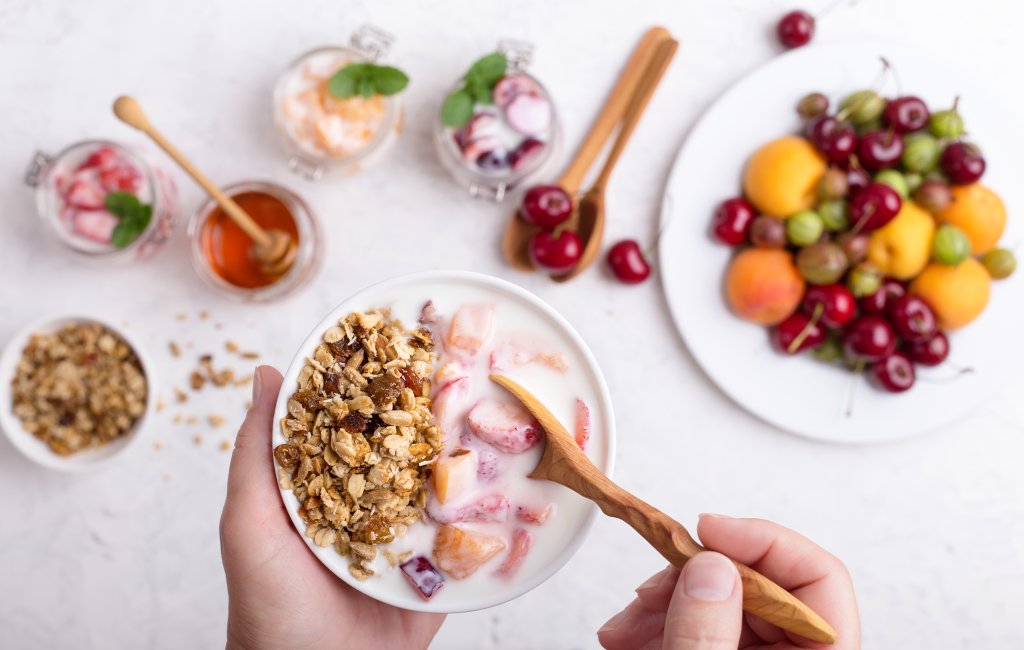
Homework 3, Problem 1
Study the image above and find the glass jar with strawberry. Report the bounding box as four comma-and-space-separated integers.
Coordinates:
25, 139, 178, 263
435, 40, 562, 201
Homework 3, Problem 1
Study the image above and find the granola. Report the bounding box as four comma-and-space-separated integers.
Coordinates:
275, 309, 443, 579
11, 322, 148, 455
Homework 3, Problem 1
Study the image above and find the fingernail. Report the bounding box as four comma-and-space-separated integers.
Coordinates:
252, 366, 263, 403
636, 565, 674, 594
699, 512, 732, 520
683, 552, 737, 602
597, 607, 629, 635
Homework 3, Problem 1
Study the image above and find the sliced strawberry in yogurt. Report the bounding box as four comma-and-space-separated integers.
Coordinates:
495, 528, 533, 580
509, 138, 546, 172
493, 74, 541, 108
77, 146, 117, 171
432, 376, 471, 440
99, 165, 141, 192
464, 112, 499, 141
515, 503, 554, 526
65, 179, 106, 210
73, 210, 119, 243
476, 449, 500, 483
505, 94, 551, 136
428, 494, 510, 525
467, 398, 542, 454
461, 136, 502, 165
447, 303, 495, 355
574, 398, 591, 451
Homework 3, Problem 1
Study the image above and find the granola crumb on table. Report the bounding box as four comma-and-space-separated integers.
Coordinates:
275, 309, 443, 580
10, 322, 148, 456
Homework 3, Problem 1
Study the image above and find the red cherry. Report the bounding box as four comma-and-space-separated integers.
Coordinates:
807, 116, 857, 163
606, 240, 651, 284
843, 315, 896, 363
941, 142, 986, 185
774, 312, 826, 354
857, 131, 905, 171
846, 166, 871, 196
883, 96, 930, 133
907, 331, 949, 367
529, 230, 582, 275
711, 198, 756, 246
777, 10, 814, 48
802, 284, 856, 328
887, 295, 938, 344
860, 279, 906, 314
849, 183, 902, 231
521, 185, 573, 229
872, 351, 916, 393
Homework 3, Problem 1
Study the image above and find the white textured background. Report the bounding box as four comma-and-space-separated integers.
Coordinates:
1, 0, 1023, 648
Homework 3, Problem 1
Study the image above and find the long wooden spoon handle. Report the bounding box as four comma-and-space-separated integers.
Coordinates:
489, 374, 837, 645
112, 96, 271, 249
557, 26, 670, 194
542, 460, 836, 643
593, 36, 677, 188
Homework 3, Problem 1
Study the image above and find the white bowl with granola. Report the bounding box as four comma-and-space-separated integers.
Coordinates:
272, 270, 615, 612
0, 317, 152, 472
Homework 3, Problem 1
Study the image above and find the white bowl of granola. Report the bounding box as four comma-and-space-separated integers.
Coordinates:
0, 316, 153, 472
272, 270, 616, 613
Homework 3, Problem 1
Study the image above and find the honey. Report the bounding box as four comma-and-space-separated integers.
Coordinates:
199, 191, 299, 289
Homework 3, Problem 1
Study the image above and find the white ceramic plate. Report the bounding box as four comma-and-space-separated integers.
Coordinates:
659, 41, 1024, 444
272, 270, 616, 612
0, 316, 154, 471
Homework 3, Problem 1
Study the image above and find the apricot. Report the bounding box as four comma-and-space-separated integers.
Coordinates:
910, 258, 991, 330
936, 184, 1006, 255
743, 136, 827, 217
867, 200, 935, 280
433, 449, 477, 504
725, 248, 805, 325
432, 524, 505, 580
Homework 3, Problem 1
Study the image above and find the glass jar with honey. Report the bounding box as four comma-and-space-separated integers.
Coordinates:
187, 181, 322, 302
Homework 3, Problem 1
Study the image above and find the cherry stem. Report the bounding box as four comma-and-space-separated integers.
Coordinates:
787, 303, 824, 353
845, 359, 865, 418
814, 0, 857, 21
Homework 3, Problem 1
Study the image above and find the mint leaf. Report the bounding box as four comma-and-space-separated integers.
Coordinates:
370, 66, 409, 96
441, 89, 474, 127
465, 77, 492, 105
358, 77, 374, 98
105, 191, 151, 249
328, 63, 371, 98
105, 191, 141, 216
466, 52, 507, 86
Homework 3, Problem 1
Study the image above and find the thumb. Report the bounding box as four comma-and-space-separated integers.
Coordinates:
225, 365, 284, 505
662, 552, 743, 650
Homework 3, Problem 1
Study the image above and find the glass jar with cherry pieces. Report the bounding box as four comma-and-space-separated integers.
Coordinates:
187, 180, 323, 302
435, 40, 561, 201
25, 140, 178, 263
273, 25, 406, 181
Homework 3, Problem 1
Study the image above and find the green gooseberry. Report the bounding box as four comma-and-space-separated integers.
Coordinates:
902, 133, 942, 173
818, 199, 850, 231
930, 108, 965, 138
840, 90, 886, 125
874, 169, 910, 199
932, 224, 972, 265
797, 242, 849, 285
786, 210, 825, 246
982, 248, 1016, 279
812, 332, 844, 363
848, 262, 883, 297
904, 172, 923, 194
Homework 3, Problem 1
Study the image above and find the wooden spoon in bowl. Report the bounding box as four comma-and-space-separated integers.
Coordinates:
489, 373, 838, 645
501, 27, 671, 271
112, 96, 296, 276
552, 36, 677, 282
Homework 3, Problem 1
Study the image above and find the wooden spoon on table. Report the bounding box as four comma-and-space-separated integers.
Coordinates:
489, 374, 839, 645
502, 26, 672, 271
553, 36, 677, 282
112, 95, 296, 276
